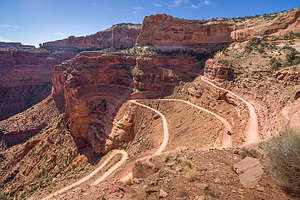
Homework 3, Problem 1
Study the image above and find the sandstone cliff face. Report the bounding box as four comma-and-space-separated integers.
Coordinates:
42, 24, 141, 51
53, 51, 199, 154
136, 14, 233, 53
204, 59, 234, 82
136, 9, 300, 53
232, 8, 300, 41
0, 47, 74, 120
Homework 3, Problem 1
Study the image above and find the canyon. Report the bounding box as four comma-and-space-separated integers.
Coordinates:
0, 7, 300, 200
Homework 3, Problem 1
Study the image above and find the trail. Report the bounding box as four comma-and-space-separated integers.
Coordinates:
42, 94, 235, 199
119, 100, 169, 182
42, 150, 128, 200
139, 99, 232, 148
201, 76, 259, 144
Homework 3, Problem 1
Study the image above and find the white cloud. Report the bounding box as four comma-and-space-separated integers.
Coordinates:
153, 3, 162, 7
191, 0, 211, 8
203, 0, 211, 5
51, 32, 66, 37
132, 11, 137, 14
0, 24, 19, 29
169, 0, 189, 7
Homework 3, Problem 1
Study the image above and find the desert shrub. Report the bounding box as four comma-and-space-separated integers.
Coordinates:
218, 59, 232, 67
270, 58, 282, 71
265, 129, 300, 198
285, 47, 300, 66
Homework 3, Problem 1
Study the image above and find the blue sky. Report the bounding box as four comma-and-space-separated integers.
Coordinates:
0, 0, 299, 47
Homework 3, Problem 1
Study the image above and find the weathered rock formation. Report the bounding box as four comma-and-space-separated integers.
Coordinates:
0, 42, 35, 49
137, 9, 300, 52
42, 23, 141, 52
136, 14, 233, 53
0, 47, 74, 120
204, 59, 234, 82
273, 65, 300, 82
280, 97, 300, 131
53, 51, 200, 154
232, 7, 300, 41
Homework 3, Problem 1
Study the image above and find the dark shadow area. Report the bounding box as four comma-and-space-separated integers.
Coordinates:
0, 124, 46, 151
0, 83, 52, 121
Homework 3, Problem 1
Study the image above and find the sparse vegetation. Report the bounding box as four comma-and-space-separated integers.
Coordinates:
265, 129, 300, 198
245, 37, 277, 53
270, 57, 282, 71
271, 32, 300, 41
181, 159, 197, 182
218, 59, 233, 67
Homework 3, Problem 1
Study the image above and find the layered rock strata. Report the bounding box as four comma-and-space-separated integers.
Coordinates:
136, 14, 233, 53
53, 51, 199, 154
204, 59, 234, 82
42, 24, 141, 52
0, 47, 74, 120
136, 9, 300, 52
232, 7, 300, 41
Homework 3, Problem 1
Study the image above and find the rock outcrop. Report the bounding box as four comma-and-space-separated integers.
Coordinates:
0, 46, 74, 120
232, 8, 300, 41
53, 51, 200, 154
42, 23, 141, 52
136, 9, 300, 52
204, 59, 234, 82
0, 42, 35, 49
273, 65, 300, 82
136, 14, 233, 53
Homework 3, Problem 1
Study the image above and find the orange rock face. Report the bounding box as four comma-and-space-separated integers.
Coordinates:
42, 24, 141, 51
204, 59, 234, 82
53, 51, 200, 154
136, 9, 300, 52
136, 14, 233, 53
232, 8, 300, 41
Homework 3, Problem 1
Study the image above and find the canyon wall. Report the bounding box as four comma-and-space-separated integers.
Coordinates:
53, 51, 199, 154
136, 9, 300, 52
0, 47, 74, 120
232, 7, 300, 41
136, 14, 233, 53
42, 23, 141, 51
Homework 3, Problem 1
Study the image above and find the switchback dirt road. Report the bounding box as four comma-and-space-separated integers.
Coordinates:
201, 76, 259, 144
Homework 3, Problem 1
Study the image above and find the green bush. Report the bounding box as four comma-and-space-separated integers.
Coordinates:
270, 58, 282, 71
265, 129, 300, 198
285, 47, 300, 66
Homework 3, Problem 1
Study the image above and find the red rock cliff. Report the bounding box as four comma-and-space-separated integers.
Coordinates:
232, 7, 300, 41
42, 24, 141, 51
136, 14, 233, 53
136, 9, 300, 52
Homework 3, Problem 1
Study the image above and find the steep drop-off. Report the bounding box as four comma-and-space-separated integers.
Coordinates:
0, 47, 74, 120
